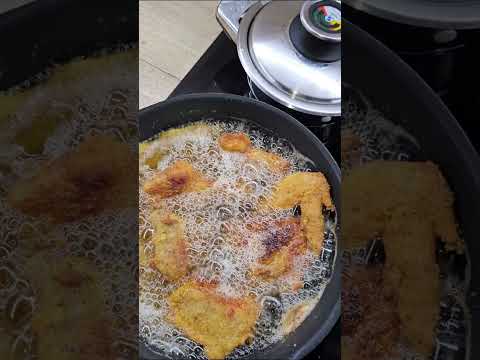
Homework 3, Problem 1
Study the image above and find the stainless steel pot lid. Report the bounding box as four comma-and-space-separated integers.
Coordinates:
237, 0, 341, 116
344, 0, 480, 29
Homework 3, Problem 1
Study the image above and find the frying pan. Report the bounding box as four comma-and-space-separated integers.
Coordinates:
139, 93, 342, 360
0, 0, 137, 90
343, 20, 480, 359
0, 0, 138, 357
343, 0, 480, 29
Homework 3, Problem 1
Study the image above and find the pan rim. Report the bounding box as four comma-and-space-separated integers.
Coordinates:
344, 19, 480, 360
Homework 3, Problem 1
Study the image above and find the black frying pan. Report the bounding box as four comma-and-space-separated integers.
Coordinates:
139, 93, 342, 360
344, 20, 480, 359
0, 0, 137, 90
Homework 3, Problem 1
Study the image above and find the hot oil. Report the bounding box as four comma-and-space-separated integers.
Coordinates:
342, 86, 421, 171
139, 121, 337, 359
0, 49, 138, 358
342, 86, 467, 360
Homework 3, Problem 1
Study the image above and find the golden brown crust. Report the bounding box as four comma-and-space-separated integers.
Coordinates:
8, 135, 136, 223
270, 172, 334, 255
143, 160, 212, 198
218, 132, 252, 153
342, 160, 463, 356
219, 132, 291, 174
252, 218, 306, 280
343, 160, 461, 251
299, 195, 325, 255
342, 265, 400, 360
25, 255, 114, 359
167, 281, 259, 360
149, 211, 188, 282
140, 123, 213, 169
246, 149, 291, 173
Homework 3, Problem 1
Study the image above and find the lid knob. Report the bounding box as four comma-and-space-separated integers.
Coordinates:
289, 0, 341, 62
300, 0, 341, 43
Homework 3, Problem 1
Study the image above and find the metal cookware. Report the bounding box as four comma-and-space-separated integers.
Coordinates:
217, 0, 341, 117
139, 93, 342, 360
0, 0, 137, 90
344, 20, 480, 360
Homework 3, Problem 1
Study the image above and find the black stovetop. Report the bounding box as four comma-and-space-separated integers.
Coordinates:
170, 33, 245, 98
169, 33, 245, 98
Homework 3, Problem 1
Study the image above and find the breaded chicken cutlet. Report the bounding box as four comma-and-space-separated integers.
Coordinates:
25, 254, 113, 359
168, 281, 259, 360
219, 132, 252, 153
247, 149, 291, 173
143, 160, 212, 198
342, 160, 463, 356
342, 265, 400, 360
140, 123, 213, 169
140, 126, 336, 359
252, 218, 306, 281
149, 211, 189, 282
8, 135, 136, 223
270, 172, 334, 255
219, 132, 290, 173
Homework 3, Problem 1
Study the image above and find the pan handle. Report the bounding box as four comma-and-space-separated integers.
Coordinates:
216, 0, 265, 43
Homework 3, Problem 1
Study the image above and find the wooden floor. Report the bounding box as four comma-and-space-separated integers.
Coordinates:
139, 1, 221, 108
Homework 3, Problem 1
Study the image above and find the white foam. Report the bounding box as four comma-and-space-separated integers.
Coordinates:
341, 88, 467, 360
139, 121, 336, 358
0, 49, 138, 356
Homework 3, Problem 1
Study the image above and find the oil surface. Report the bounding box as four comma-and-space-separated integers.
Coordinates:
139, 121, 337, 359
0, 49, 138, 358
342, 86, 467, 360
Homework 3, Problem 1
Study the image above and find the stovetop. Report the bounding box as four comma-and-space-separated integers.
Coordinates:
169, 33, 246, 98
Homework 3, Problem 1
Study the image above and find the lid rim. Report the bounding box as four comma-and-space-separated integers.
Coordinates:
248, 24, 341, 105
247, 73, 341, 116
